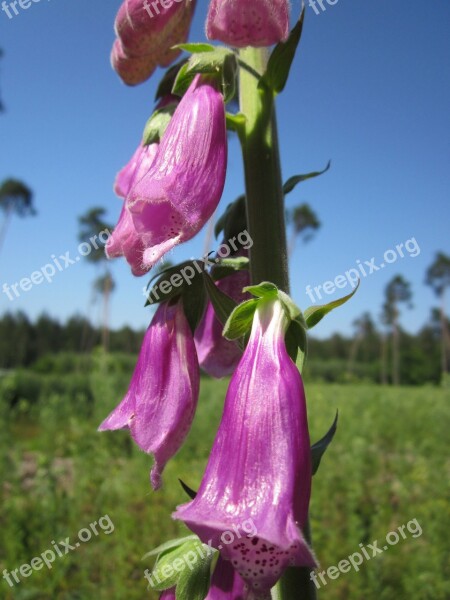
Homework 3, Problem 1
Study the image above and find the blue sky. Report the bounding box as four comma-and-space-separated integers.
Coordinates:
0, 0, 449, 338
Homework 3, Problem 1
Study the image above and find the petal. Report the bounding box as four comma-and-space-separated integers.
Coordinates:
206, 0, 290, 48
174, 301, 315, 595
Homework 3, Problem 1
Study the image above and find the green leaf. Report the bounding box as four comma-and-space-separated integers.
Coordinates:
283, 161, 331, 195
244, 281, 279, 299
172, 62, 196, 96
311, 412, 339, 475
223, 299, 259, 340
145, 261, 199, 307
259, 6, 305, 94
176, 549, 214, 600
278, 290, 306, 327
182, 273, 207, 334
304, 283, 360, 329
175, 43, 215, 54
142, 536, 198, 561
202, 271, 238, 326
142, 103, 177, 145
185, 47, 235, 76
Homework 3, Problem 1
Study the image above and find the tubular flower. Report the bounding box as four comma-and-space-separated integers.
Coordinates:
128, 75, 227, 270
195, 263, 249, 378
98, 300, 200, 490
174, 299, 315, 598
206, 0, 290, 48
159, 557, 245, 599
106, 142, 159, 276
112, 0, 196, 85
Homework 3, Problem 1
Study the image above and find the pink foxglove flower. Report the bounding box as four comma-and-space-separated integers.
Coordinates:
175, 299, 315, 598
112, 0, 196, 85
128, 75, 227, 270
99, 300, 199, 490
195, 263, 249, 378
206, 0, 290, 48
106, 142, 159, 276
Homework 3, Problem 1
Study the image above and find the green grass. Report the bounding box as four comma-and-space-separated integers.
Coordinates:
0, 372, 449, 599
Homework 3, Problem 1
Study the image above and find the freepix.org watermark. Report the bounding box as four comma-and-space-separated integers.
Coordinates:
1, 229, 111, 302
143, 0, 194, 19
2, 515, 115, 588
144, 230, 253, 305
1, 0, 48, 20
144, 518, 258, 589
310, 518, 423, 589
305, 237, 420, 303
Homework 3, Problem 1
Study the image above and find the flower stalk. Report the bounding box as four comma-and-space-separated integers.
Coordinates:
239, 47, 317, 600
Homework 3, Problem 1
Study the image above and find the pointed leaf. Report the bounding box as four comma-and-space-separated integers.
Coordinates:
179, 479, 197, 500
259, 5, 305, 94
211, 257, 249, 281
283, 161, 331, 195
142, 103, 177, 145
202, 271, 238, 326
223, 298, 259, 340
147, 541, 203, 591
304, 283, 360, 329
311, 412, 339, 475
182, 274, 207, 334
175, 43, 215, 54
156, 59, 188, 100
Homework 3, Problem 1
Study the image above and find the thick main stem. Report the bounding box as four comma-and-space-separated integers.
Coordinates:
239, 48, 317, 600
239, 48, 289, 292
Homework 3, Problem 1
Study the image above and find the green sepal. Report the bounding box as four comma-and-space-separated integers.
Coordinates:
176, 549, 214, 600
142, 535, 198, 561
283, 161, 331, 195
211, 257, 249, 282
304, 283, 360, 329
172, 47, 238, 103
142, 103, 177, 145
226, 112, 246, 135
146, 540, 206, 591
285, 320, 308, 370
244, 281, 279, 300
223, 299, 259, 341
202, 271, 238, 326
311, 411, 338, 475
156, 60, 188, 101
259, 5, 305, 94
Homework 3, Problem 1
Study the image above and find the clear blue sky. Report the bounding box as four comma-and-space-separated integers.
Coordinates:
1, 0, 449, 338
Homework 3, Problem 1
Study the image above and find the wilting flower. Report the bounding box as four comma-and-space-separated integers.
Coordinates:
174, 299, 315, 598
128, 75, 227, 271
98, 300, 199, 490
112, 0, 196, 85
206, 0, 290, 48
195, 262, 249, 378
160, 556, 245, 599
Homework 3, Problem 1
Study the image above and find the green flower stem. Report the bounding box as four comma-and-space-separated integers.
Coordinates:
239, 47, 317, 600
238, 47, 289, 292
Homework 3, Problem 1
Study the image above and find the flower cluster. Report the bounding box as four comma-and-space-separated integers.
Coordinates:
101, 1, 320, 598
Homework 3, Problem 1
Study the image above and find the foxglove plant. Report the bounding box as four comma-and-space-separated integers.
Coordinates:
102, 1, 352, 598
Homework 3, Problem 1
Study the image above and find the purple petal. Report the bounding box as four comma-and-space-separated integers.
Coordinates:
174, 300, 315, 595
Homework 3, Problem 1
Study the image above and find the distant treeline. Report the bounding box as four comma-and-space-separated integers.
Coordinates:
0, 311, 446, 386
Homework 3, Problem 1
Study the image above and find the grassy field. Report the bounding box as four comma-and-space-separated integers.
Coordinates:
0, 368, 449, 599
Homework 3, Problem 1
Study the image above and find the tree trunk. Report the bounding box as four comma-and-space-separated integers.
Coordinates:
440, 289, 448, 376
102, 275, 111, 353
392, 308, 400, 386
381, 333, 388, 385
0, 204, 13, 258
